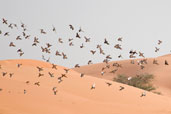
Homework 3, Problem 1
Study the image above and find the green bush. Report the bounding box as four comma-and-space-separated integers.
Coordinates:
113, 74, 156, 91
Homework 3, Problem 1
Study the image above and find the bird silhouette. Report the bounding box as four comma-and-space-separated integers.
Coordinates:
90, 50, 96, 55
64, 68, 70, 73
4, 32, 9, 36
52, 64, 57, 70
140, 92, 146, 97
69, 24, 74, 30
158, 40, 162, 45
78, 27, 84, 32
114, 44, 122, 50
62, 52, 67, 59
2, 72, 7, 76
68, 38, 73, 42
38, 73, 44, 77
119, 86, 124, 91
91, 83, 96, 90
36, 66, 43, 72
8, 24, 13, 29
58, 77, 63, 83
118, 54, 122, 58
16, 36, 22, 40
2, 18, 8, 24
34, 82, 40, 86
53, 90, 58, 95
155, 47, 160, 52
55, 51, 61, 56
106, 82, 112, 86
61, 74, 67, 78
26, 81, 30, 84
75, 64, 80, 68
88, 60, 92, 65
69, 42, 74, 46
84, 36, 90, 42
9, 42, 16, 47
165, 60, 169, 65
139, 52, 145, 58
48, 72, 54, 77
118, 37, 122, 42
46, 43, 52, 48
58, 38, 63, 43
17, 63, 22, 68
101, 71, 105, 76
9, 73, 14, 78
80, 73, 84, 78
76, 33, 81, 38
104, 38, 109, 45
52, 25, 56, 32
80, 43, 84, 48
40, 29, 46, 34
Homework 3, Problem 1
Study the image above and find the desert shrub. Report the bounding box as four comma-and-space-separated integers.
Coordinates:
113, 74, 156, 91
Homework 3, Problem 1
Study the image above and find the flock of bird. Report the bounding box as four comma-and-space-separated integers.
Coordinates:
0, 18, 170, 97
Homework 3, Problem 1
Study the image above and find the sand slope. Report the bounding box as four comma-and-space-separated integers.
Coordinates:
0, 59, 171, 114
73, 54, 171, 97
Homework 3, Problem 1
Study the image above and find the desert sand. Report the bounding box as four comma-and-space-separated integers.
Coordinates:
73, 54, 171, 97
0, 59, 171, 114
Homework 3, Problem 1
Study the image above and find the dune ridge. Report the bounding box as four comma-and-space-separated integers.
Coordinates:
0, 59, 171, 114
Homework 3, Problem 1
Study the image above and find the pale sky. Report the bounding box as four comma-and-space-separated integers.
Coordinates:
0, 0, 171, 68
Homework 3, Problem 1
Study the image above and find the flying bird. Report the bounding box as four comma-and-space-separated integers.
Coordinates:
76, 33, 81, 38
2, 72, 7, 76
80, 73, 84, 78
90, 50, 96, 55
58, 38, 63, 43
155, 47, 160, 52
40, 29, 46, 34
4, 32, 9, 36
52, 64, 57, 70
2, 18, 8, 24
36, 66, 43, 72
38, 73, 44, 77
119, 86, 125, 91
104, 38, 109, 45
106, 82, 112, 86
62, 52, 67, 59
79, 27, 84, 32
48, 72, 54, 77
9, 73, 14, 78
34, 82, 40, 86
165, 60, 169, 65
75, 64, 80, 68
158, 40, 162, 45
140, 92, 146, 97
91, 83, 96, 90
84, 36, 90, 42
64, 68, 70, 73
9, 42, 15, 47
117, 37, 122, 42
69, 24, 74, 30
114, 44, 122, 50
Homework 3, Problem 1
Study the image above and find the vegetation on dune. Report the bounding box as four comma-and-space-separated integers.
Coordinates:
113, 74, 156, 91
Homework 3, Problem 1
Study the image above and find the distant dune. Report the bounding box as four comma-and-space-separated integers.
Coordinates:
73, 54, 171, 97
0, 59, 171, 114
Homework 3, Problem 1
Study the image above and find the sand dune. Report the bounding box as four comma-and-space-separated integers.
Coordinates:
0, 59, 171, 114
73, 54, 171, 97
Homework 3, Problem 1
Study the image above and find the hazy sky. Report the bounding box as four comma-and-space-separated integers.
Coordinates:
0, 0, 171, 68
